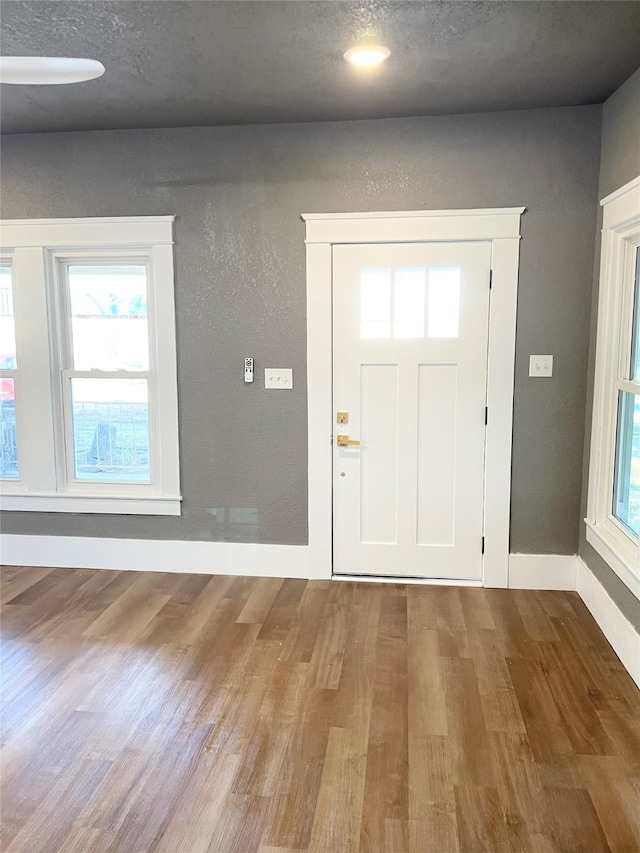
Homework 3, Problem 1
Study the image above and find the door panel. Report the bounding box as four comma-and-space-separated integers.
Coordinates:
360, 364, 398, 544
417, 363, 457, 546
332, 242, 491, 580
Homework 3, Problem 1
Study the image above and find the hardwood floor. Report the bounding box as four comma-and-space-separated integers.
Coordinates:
1, 566, 639, 853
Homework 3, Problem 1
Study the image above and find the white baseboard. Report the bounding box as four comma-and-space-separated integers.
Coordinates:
0, 534, 317, 579
0, 539, 579, 589
508, 553, 577, 589
576, 557, 640, 689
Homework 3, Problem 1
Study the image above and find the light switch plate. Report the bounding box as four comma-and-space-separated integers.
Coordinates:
265, 368, 293, 389
529, 355, 553, 377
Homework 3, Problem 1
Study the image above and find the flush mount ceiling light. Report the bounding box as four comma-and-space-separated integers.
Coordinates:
0, 57, 105, 85
343, 45, 391, 66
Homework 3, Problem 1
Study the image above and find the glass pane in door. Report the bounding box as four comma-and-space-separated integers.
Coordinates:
360, 269, 391, 338
427, 267, 460, 338
393, 268, 425, 338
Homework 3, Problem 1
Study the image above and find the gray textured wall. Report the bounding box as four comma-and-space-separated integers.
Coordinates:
599, 68, 640, 204
0, 106, 601, 552
580, 68, 640, 630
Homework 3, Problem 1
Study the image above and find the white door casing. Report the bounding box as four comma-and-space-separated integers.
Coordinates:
332, 242, 491, 580
303, 208, 524, 586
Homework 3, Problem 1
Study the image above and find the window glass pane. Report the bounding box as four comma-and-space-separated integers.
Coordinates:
0, 265, 17, 369
68, 265, 149, 371
70, 378, 150, 482
360, 269, 391, 339
613, 390, 640, 537
428, 267, 460, 338
0, 379, 18, 479
394, 268, 425, 338
630, 247, 640, 381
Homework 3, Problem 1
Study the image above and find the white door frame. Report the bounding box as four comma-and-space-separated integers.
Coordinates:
302, 208, 525, 586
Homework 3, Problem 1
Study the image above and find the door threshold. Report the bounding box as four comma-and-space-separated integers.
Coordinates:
331, 573, 482, 587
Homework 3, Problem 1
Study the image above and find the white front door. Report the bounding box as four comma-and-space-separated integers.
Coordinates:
332, 241, 492, 580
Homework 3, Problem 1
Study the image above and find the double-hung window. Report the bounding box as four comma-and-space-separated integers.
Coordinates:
0, 216, 181, 515
587, 177, 640, 597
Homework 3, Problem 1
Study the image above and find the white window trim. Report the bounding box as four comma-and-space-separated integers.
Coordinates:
0, 216, 182, 516
302, 207, 524, 585
586, 175, 640, 600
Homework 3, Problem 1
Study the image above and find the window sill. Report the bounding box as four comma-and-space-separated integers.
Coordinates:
584, 518, 640, 600
0, 493, 182, 516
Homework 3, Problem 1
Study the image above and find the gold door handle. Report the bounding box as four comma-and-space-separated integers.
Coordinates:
336, 434, 360, 447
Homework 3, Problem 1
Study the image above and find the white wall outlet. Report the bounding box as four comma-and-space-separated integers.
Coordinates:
529, 355, 553, 377
265, 368, 293, 389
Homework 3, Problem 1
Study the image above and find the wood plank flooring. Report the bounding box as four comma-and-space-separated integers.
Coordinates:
1, 566, 639, 853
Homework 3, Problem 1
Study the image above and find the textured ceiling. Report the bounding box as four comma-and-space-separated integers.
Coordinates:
1, 1, 640, 134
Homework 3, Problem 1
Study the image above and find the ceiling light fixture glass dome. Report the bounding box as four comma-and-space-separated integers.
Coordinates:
0, 57, 105, 85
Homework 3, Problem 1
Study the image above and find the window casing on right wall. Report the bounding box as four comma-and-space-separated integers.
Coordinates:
586, 175, 640, 599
